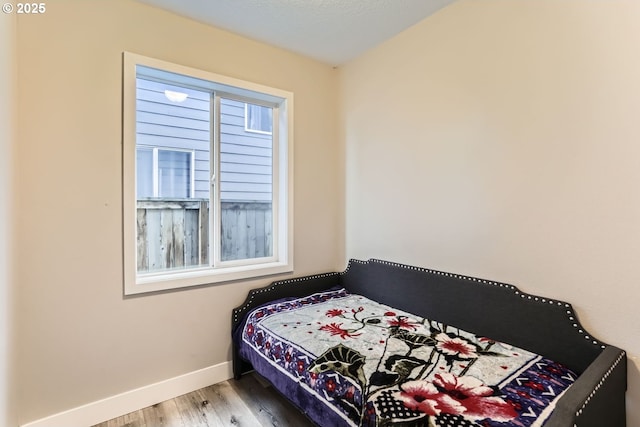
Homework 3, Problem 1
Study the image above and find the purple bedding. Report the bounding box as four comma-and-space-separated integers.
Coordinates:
237, 288, 578, 427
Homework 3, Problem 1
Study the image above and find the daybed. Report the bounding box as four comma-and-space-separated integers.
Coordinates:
231, 259, 626, 426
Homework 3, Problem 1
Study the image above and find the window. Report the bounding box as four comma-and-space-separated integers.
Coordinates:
136, 147, 195, 199
123, 52, 293, 295
245, 103, 273, 134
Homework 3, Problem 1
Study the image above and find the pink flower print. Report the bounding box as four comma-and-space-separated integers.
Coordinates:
433, 373, 517, 422
388, 316, 419, 330
326, 308, 345, 317
395, 380, 464, 416
319, 322, 362, 339
435, 333, 477, 359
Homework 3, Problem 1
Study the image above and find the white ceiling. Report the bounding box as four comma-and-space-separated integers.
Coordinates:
136, 0, 457, 66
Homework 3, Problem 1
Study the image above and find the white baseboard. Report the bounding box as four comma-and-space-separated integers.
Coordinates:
20, 361, 233, 427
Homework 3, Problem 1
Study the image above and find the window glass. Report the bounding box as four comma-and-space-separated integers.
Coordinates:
136, 147, 153, 198
221, 98, 273, 261
135, 78, 210, 274
158, 150, 192, 198
246, 103, 273, 134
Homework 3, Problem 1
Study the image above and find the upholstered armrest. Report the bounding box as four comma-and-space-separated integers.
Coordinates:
231, 271, 341, 379
544, 346, 627, 427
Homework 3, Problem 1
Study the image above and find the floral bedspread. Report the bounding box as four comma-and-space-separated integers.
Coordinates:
239, 288, 576, 427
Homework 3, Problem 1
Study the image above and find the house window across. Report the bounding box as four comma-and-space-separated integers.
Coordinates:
123, 52, 294, 295
245, 103, 273, 134
136, 147, 195, 199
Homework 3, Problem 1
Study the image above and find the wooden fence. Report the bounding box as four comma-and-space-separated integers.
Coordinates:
136, 199, 272, 273
221, 202, 272, 262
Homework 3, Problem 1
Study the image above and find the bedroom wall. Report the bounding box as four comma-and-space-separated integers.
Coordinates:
339, 0, 640, 425
14, 0, 342, 424
1, 10, 17, 427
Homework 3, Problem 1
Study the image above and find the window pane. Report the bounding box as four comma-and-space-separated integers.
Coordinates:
158, 150, 191, 198
136, 148, 153, 198
220, 98, 273, 261
246, 103, 273, 133
135, 77, 210, 274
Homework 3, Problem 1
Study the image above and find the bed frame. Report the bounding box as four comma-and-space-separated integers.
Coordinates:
232, 258, 627, 427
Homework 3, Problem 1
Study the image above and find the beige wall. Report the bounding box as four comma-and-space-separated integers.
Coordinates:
1, 9, 17, 427
14, 0, 342, 423
340, 0, 639, 425
15, 0, 640, 424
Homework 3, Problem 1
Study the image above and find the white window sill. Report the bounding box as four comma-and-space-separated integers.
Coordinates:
125, 261, 293, 295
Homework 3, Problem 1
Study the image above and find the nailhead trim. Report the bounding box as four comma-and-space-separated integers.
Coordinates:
369, 258, 517, 292
574, 350, 626, 424
232, 272, 340, 323
340, 258, 367, 276
233, 258, 606, 349
232, 259, 371, 323
368, 258, 604, 349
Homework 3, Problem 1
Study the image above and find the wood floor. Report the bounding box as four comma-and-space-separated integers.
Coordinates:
92, 373, 316, 427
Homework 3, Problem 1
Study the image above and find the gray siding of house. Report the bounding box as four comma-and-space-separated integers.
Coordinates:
136, 78, 272, 202
220, 98, 272, 202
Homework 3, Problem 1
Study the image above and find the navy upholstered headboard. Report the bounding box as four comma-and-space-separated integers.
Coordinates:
339, 259, 603, 374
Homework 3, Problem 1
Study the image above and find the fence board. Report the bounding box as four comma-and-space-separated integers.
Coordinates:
172, 209, 185, 268
199, 200, 209, 265
184, 209, 199, 267
146, 209, 161, 271
246, 208, 257, 258
137, 209, 148, 271
255, 209, 265, 259
160, 209, 174, 270
265, 209, 272, 257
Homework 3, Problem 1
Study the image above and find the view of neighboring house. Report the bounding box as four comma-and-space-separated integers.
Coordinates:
135, 77, 274, 270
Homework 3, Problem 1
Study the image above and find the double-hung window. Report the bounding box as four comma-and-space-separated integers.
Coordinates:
123, 52, 293, 295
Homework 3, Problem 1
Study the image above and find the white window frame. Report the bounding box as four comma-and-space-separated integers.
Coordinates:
123, 52, 294, 295
137, 146, 195, 199
244, 103, 273, 135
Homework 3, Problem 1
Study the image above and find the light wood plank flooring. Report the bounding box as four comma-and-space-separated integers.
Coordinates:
92, 373, 316, 427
